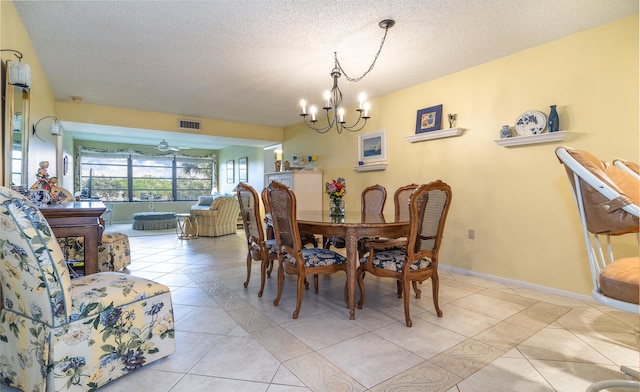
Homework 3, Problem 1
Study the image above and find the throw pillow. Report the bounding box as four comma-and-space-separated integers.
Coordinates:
198, 196, 213, 206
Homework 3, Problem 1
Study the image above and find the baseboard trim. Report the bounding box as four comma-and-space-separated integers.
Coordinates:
440, 264, 592, 303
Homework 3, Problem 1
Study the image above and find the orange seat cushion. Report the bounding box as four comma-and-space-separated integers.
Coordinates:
599, 257, 640, 305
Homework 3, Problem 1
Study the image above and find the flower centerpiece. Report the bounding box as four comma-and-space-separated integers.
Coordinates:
325, 177, 346, 217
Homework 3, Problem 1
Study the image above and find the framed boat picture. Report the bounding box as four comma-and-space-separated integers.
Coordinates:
358, 129, 387, 164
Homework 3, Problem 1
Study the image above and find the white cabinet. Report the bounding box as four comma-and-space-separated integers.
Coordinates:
265, 171, 323, 211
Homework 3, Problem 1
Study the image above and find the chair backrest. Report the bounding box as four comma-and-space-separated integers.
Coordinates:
613, 158, 640, 181
555, 146, 639, 312
266, 181, 301, 253
0, 186, 72, 326
556, 147, 639, 236
237, 182, 265, 247
406, 181, 452, 262
394, 183, 419, 222
361, 184, 387, 214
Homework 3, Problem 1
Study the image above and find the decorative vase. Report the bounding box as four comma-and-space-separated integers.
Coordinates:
548, 105, 559, 132
329, 198, 345, 217
500, 125, 511, 138
29, 189, 50, 208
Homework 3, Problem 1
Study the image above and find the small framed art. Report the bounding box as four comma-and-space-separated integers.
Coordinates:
358, 129, 387, 164
415, 104, 443, 134
238, 157, 248, 182
226, 160, 234, 183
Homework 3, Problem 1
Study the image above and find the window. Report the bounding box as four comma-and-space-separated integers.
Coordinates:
79, 150, 215, 201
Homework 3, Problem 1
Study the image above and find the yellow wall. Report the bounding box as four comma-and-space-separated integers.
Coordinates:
1, 0, 57, 183
283, 15, 639, 296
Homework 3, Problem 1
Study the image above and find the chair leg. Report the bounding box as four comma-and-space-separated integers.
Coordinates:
266, 259, 274, 278
314, 274, 319, 294
402, 277, 412, 327
293, 274, 305, 319
412, 281, 421, 298
396, 279, 402, 298
273, 259, 284, 307
356, 268, 366, 309
243, 253, 252, 288
431, 272, 443, 317
258, 259, 267, 298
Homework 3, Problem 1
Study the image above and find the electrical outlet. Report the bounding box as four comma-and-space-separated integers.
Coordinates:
468, 229, 475, 239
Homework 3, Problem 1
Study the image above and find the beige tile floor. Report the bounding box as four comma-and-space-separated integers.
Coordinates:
6, 231, 638, 391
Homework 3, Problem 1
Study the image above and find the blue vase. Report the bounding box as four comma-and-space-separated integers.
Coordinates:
548, 105, 559, 132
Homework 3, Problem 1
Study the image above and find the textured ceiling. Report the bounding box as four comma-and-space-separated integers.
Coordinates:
12, 0, 638, 149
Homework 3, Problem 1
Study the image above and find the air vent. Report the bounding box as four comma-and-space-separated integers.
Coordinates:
179, 119, 201, 130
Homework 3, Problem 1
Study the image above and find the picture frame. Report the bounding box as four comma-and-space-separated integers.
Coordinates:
226, 160, 234, 183
415, 104, 443, 134
358, 129, 387, 164
238, 157, 248, 182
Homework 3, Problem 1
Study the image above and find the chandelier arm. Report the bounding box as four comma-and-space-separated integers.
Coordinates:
334, 23, 390, 83
301, 115, 333, 134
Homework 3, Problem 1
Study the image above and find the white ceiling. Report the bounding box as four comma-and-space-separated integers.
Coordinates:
13, 0, 638, 149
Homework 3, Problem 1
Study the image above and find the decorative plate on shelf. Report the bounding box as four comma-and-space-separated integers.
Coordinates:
515, 110, 546, 136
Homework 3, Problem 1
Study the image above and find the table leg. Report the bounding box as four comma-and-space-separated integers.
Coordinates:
84, 226, 100, 275
345, 226, 358, 320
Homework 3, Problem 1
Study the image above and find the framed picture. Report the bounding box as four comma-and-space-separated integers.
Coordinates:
415, 104, 443, 134
63, 155, 69, 175
238, 157, 248, 182
226, 160, 234, 183
358, 129, 387, 164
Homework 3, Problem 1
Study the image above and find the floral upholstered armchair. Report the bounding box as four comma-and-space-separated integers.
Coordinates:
0, 187, 175, 392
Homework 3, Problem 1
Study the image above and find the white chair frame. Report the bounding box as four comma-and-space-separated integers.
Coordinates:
556, 147, 639, 391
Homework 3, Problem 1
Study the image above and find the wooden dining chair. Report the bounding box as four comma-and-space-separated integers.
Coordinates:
324, 184, 387, 250
394, 183, 419, 222
266, 180, 348, 319
358, 180, 452, 327
237, 183, 278, 297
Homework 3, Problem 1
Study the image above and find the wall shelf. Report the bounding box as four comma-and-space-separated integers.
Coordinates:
353, 162, 388, 172
404, 127, 464, 143
494, 131, 567, 147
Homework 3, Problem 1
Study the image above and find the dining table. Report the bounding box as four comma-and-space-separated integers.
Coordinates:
296, 210, 409, 320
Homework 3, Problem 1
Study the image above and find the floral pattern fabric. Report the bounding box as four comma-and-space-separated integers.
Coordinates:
361, 247, 432, 272
57, 232, 131, 273
284, 247, 347, 267
0, 186, 175, 392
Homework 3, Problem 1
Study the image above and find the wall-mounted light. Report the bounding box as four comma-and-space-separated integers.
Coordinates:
0, 49, 31, 89
32, 116, 63, 142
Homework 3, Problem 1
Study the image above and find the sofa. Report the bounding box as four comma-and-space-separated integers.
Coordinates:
190, 194, 241, 237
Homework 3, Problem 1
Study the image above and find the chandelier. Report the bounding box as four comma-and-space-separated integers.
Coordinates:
299, 19, 395, 134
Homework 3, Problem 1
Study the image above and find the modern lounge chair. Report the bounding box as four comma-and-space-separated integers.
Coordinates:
555, 146, 639, 391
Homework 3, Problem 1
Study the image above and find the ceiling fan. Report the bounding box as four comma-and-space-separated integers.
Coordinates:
157, 139, 190, 152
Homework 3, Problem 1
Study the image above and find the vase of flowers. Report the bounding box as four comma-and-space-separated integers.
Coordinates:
325, 177, 346, 217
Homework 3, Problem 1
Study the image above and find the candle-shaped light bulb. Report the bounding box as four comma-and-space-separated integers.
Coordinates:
310, 105, 317, 121
363, 102, 371, 117
324, 91, 331, 107
359, 93, 366, 109
300, 99, 306, 114
338, 108, 345, 122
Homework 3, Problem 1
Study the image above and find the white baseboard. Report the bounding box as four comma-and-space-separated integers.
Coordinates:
440, 264, 592, 303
